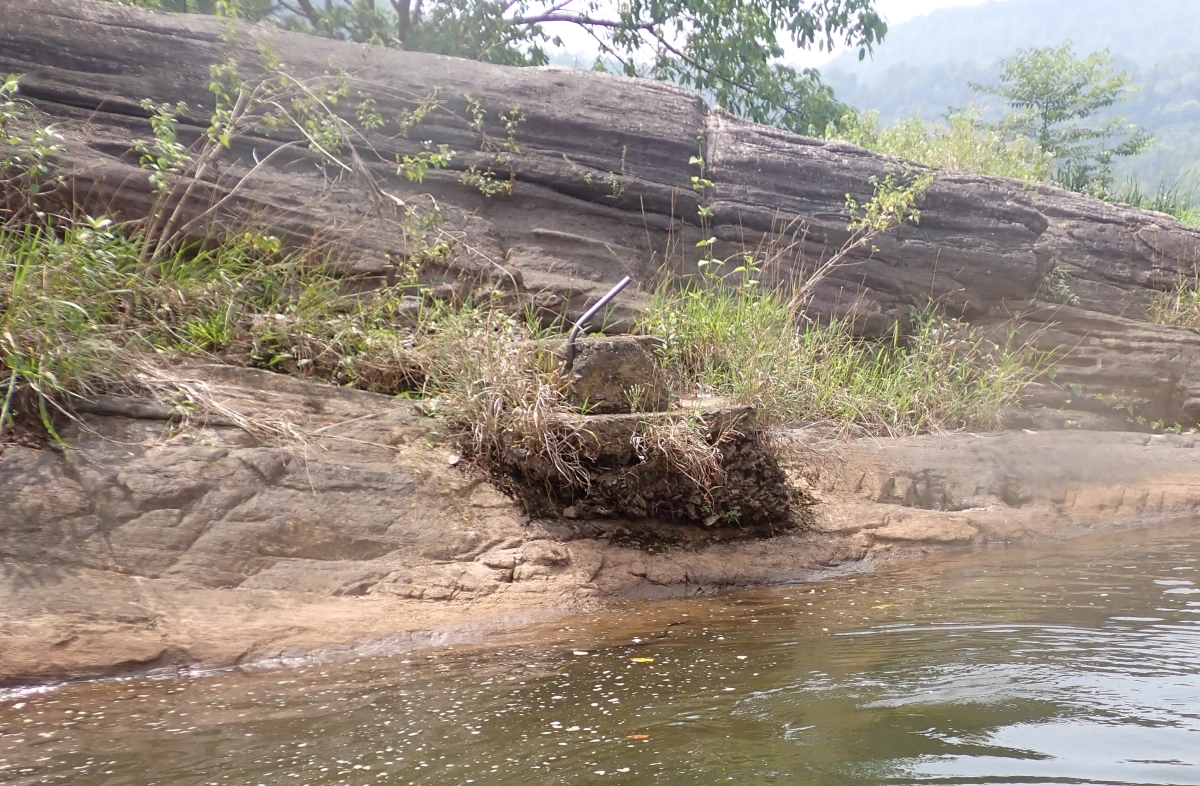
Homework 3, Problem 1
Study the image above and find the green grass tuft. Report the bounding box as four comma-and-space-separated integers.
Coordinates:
641, 279, 1046, 435
1111, 177, 1200, 228
0, 220, 426, 439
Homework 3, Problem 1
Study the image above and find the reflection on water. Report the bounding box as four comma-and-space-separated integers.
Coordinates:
4, 523, 1200, 785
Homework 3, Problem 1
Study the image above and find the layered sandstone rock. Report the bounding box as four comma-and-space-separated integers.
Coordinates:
5, 0, 1200, 423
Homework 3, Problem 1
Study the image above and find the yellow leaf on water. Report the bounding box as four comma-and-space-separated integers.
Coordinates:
630, 657, 655, 663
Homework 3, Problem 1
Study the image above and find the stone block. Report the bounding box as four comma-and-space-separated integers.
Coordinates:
555, 335, 672, 414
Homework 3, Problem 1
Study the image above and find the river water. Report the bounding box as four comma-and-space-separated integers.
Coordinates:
4, 522, 1200, 785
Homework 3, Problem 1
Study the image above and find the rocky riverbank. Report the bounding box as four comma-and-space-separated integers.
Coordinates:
6, 0, 1200, 687
4, 366, 1200, 686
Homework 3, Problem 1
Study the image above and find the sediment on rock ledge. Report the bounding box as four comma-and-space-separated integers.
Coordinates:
465, 335, 801, 528
488, 405, 800, 527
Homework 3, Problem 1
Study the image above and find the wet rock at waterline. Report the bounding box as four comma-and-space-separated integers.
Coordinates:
6, 0, 1200, 424
4, 370, 1200, 684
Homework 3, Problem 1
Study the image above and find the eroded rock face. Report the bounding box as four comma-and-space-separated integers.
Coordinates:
0, 368, 801, 683
1013, 304, 1200, 427
0, 369, 555, 684
6, 0, 1200, 423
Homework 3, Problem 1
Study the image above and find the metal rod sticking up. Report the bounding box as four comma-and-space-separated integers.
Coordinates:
563, 275, 633, 373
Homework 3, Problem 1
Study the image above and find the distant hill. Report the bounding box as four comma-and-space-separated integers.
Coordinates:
821, 0, 1200, 188
826, 0, 1200, 80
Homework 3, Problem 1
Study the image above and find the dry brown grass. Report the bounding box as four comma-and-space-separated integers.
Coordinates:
1148, 280, 1200, 330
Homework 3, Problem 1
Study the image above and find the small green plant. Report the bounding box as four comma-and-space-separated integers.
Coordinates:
457, 96, 523, 198
642, 282, 1046, 435
607, 146, 628, 198
1, 74, 66, 224
461, 165, 513, 197
645, 168, 1039, 435
181, 311, 235, 351
355, 96, 384, 131
134, 99, 192, 195
0, 222, 431, 440
688, 132, 718, 269
265, 67, 352, 160
846, 168, 935, 237
1092, 394, 1190, 433
625, 383, 649, 414
1038, 264, 1081, 306
121, 38, 463, 269
396, 88, 442, 137
1112, 177, 1200, 228
562, 148, 627, 198
2, 44, 546, 443
398, 145, 454, 183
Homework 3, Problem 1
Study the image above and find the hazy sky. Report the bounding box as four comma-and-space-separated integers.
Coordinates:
548, 0, 1000, 68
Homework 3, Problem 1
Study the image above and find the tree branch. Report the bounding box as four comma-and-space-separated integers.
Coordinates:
391, 0, 412, 41
582, 26, 635, 74
509, 13, 657, 30
644, 29, 806, 123
293, 0, 323, 26
274, 0, 307, 18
